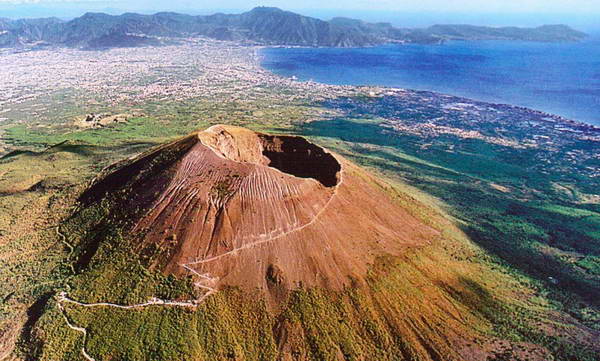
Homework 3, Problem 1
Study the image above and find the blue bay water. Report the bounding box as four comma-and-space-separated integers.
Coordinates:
261, 38, 600, 126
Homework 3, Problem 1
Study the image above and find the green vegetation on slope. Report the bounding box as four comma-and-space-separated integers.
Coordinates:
1, 93, 598, 360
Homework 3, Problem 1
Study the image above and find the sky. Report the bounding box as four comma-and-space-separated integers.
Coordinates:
0, 0, 598, 13
1, 0, 599, 31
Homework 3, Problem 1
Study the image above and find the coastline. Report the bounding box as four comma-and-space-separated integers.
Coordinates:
256, 45, 600, 133
259, 40, 600, 127
254, 44, 600, 180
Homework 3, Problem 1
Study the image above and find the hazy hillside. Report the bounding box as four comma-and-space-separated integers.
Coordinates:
426, 24, 587, 42
0, 7, 587, 49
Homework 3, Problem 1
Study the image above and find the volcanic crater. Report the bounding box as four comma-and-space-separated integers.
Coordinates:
81, 125, 438, 300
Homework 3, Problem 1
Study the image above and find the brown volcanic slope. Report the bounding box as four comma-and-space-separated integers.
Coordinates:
81, 124, 437, 297
50, 125, 577, 361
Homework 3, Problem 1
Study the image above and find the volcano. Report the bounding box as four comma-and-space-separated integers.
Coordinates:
80, 125, 438, 299
40, 125, 569, 361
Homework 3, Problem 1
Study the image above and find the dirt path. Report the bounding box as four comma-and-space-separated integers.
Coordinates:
56, 280, 207, 361
57, 300, 98, 361
57, 290, 198, 361
56, 256, 214, 361
56, 225, 74, 257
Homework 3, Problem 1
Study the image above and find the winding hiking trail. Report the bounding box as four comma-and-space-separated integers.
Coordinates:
185, 169, 343, 268
55, 225, 73, 256
56, 169, 343, 361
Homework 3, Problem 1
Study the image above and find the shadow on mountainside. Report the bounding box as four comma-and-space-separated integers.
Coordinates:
297, 117, 600, 309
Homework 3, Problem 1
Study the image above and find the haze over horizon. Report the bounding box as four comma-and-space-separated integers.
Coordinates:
1, 0, 600, 31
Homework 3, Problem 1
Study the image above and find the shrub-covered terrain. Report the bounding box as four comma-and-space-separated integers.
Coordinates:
1, 83, 598, 360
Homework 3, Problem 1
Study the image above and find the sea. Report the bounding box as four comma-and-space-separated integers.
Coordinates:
261, 37, 600, 126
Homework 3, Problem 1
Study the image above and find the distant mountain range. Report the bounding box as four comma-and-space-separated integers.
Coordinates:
0, 7, 588, 49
